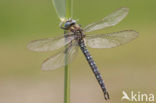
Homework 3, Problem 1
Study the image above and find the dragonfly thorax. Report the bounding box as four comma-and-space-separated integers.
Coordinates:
60, 19, 85, 40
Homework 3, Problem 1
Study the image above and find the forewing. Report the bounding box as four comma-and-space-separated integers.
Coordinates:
86, 30, 138, 48
27, 34, 74, 52
42, 41, 79, 71
84, 7, 129, 32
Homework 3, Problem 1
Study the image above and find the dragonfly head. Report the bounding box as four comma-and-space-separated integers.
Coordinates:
63, 19, 77, 30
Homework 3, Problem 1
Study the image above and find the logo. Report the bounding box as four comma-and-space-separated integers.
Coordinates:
121, 90, 154, 102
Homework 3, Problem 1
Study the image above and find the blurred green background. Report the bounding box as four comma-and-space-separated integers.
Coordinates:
0, 0, 156, 103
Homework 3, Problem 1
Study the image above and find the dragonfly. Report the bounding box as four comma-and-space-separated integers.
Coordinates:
27, 6, 138, 100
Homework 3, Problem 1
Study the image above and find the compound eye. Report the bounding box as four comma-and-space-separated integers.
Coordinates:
65, 22, 71, 28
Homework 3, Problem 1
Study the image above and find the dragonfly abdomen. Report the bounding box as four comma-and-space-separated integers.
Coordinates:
78, 39, 110, 100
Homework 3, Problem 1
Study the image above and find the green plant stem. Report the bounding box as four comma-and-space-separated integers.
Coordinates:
64, 56, 70, 103
64, 0, 72, 103
66, 0, 72, 19
64, 30, 70, 103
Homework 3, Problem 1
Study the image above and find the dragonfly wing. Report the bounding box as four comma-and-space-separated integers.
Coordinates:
27, 34, 75, 52
52, 0, 66, 22
42, 41, 79, 71
86, 30, 138, 48
84, 7, 129, 32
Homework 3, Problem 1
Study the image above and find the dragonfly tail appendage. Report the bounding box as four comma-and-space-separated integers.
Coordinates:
104, 91, 110, 100
78, 39, 110, 100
